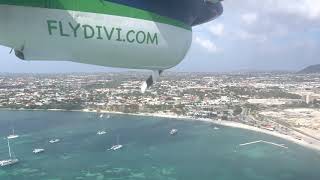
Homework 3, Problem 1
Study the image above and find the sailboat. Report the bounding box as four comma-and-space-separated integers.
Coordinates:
108, 135, 123, 151
7, 128, 19, 139
0, 139, 19, 167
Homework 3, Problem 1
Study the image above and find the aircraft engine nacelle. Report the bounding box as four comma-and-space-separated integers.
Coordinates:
0, 0, 223, 70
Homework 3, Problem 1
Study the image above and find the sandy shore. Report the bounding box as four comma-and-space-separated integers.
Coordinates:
2, 108, 320, 151
91, 110, 320, 152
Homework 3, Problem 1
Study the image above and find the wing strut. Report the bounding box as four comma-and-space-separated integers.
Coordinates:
141, 70, 163, 93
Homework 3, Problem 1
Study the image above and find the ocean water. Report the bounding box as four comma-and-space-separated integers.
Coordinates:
0, 110, 319, 180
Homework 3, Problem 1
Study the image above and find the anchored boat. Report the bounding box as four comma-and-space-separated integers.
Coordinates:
0, 139, 19, 167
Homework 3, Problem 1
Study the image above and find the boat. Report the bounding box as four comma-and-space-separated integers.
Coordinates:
108, 136, 123, 151
0, 139, 19, 167
106, 114, 111, 119
0, 159, 19, 167
49, 139, 60, 144
7, 128, 19, 139
7, 134, 19, 139
109, 144, 123, 151
99, 114, 104, 118
213, 127, 220, 130
170, 129, 178, 135
33, 149, 45, 154
97, 130, 107, 135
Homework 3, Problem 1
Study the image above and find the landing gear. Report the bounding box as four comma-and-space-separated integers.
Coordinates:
141, 70, 163, 93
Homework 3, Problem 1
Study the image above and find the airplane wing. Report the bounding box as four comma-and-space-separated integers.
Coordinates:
106, 0, 223, 27
192, 0, 224, 26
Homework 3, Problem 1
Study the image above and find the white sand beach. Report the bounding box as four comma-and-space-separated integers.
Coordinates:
90, 110, 320, 152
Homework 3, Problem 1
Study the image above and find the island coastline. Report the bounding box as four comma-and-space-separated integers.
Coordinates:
1, 108, 320, 152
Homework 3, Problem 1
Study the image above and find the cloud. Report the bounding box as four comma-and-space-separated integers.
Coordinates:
227, 0, 320, 20
208, 23, 224, 36
194, 36, 220, 53
266, 0, 320, 19
179, 0, 320, 71
212, 0, 320, 42
241, 13, 258, 25
235, 29, 267, 42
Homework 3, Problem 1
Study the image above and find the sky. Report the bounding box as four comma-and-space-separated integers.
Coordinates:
0, 0, 319, 73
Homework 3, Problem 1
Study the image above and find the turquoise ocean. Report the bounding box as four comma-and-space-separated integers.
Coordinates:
0, 110, 319, 180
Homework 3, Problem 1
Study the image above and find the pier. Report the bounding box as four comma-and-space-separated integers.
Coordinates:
239, 140, 288, 149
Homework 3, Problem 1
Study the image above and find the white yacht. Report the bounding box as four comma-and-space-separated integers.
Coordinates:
7, 129, 19, 139
97, 130, 107, 135
109, 144, 123, 151
170, 129, 178, 135
99, 114, 104, 118
108, 136, 123, 151
0, 139, 19, 167
49, 139, 60, 144
0, 159, 19, 167
33, 149, 45, 154
213, 127, 220, 130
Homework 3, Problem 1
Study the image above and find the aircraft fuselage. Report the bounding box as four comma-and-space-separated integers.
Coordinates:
0, 0, 222, 70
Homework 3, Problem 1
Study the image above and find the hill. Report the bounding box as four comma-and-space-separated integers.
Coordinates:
298, 64, 320, 74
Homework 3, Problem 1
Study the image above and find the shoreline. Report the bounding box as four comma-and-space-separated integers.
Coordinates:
1, 108, 320, 152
